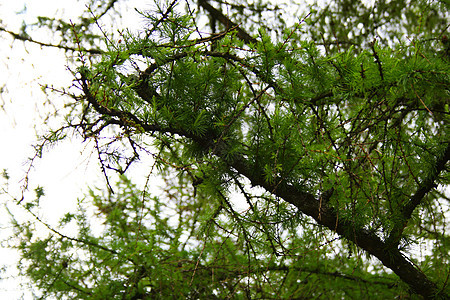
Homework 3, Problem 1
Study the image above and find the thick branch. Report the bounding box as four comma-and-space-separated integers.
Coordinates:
81, 68, 446, 297
79, 43, 447, 298
214, 144, 445, 299
78, 71, 198, 140
198, 0, 257, 45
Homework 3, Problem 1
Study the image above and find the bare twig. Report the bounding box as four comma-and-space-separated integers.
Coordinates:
0, 27, 103, 54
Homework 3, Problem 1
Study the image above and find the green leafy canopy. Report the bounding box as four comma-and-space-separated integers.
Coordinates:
2, 0, 449, 299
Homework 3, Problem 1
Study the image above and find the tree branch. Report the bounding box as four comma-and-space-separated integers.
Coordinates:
80, 72, 446, 297
77, 39, 448, 298
198, 0, 257, 45
224, 147, 444, 299
0, 27, 103, 54
387, 142, 450, 246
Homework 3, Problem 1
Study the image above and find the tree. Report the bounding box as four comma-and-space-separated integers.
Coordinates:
1, 0, 449, 298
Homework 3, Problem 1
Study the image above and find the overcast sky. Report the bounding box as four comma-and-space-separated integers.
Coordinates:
0, 1, 147, 297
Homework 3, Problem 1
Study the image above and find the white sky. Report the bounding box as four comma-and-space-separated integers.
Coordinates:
0, 1, 150, 298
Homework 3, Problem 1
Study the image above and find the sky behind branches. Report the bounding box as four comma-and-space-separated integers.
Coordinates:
0, 1, 146, 297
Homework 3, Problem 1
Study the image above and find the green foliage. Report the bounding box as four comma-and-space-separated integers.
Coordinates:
12, 175, 411, 299
3, 0, 449, 299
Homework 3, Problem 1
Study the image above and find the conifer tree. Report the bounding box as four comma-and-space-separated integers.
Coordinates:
1, 0, 449, 298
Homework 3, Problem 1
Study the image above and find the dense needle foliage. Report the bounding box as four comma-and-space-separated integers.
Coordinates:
1, 0, 449, 299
